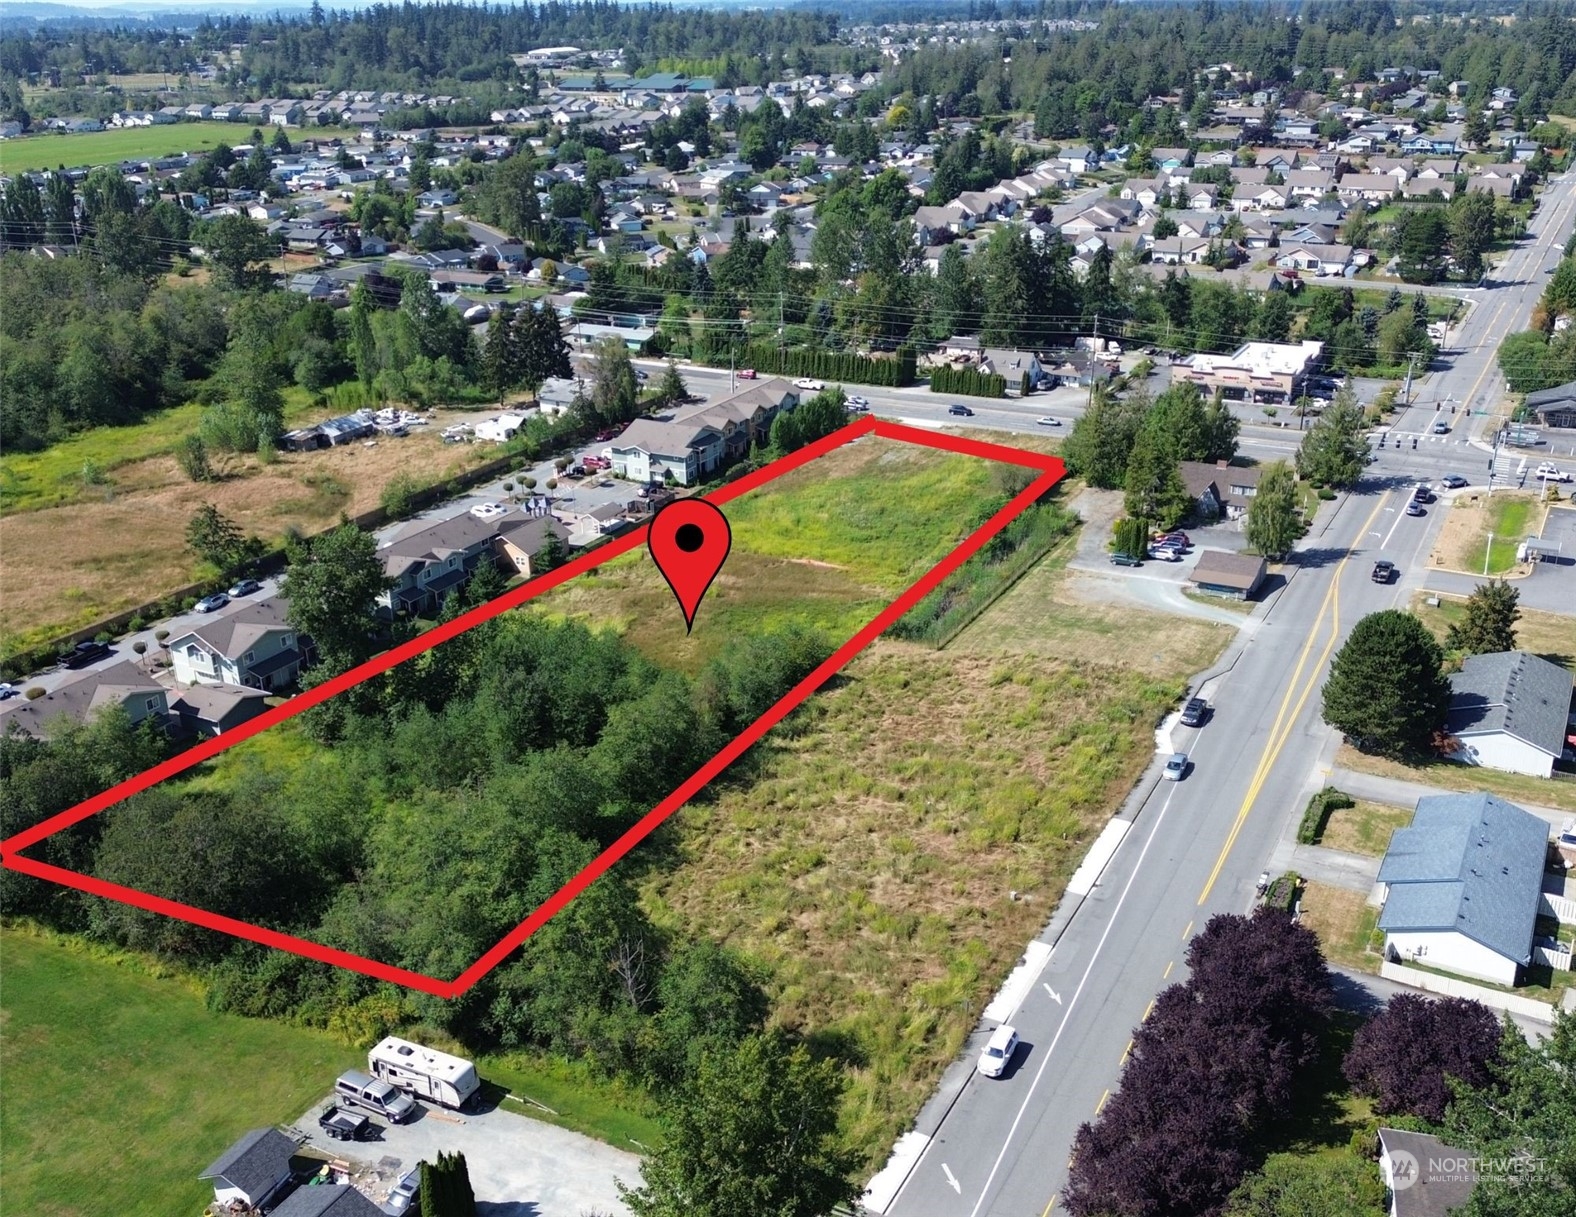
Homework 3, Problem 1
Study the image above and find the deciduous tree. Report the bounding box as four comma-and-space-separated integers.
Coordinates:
1245, 460, 1301, 560
1343, 994, 1502, 1122
1296, 387, 1367, 488
280, 521, 390, 669
619, 1032, 860, 1217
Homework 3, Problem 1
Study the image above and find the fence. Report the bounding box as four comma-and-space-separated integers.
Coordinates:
1541, 892, 1576, 924
1379, 961, 1557, 1023
1533, 943, 1573, 971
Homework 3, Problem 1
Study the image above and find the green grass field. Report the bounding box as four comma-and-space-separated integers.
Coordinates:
0, 927, 364, 1217
0, 122, 260, 175
0, 927, 662, 1217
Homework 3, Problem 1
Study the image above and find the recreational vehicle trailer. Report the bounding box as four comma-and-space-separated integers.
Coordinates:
368, 1036, 481, 1110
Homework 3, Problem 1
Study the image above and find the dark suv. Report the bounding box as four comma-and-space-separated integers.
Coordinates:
1180, 698, 1209, 727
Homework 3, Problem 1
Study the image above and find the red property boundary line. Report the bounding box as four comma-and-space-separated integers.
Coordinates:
3, 418, 1064, 997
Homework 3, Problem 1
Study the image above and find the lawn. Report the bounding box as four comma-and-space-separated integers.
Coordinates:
0, 121, 265, 174
1336, 744, 1576, 814
1299, 881, 1384, 973
1471, 495, 1537, 575
0, 926, 662, 1217
1411, 591, 1576, 672
0, 926, 364, 1217
1317, 799, 1414, 857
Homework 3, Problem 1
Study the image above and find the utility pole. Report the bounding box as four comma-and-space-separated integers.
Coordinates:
1403, 352, 1416, 405
1088, 312, 1099, 410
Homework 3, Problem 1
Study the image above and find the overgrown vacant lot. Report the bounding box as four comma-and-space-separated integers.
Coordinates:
536, 434, 1017, 673
0, 402, 503, 652
643, 639, 1204, 1162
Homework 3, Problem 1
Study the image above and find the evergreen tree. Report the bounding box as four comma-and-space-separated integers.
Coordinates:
517, 306, 572, 403
656, 359, 688, 408
1444, 580, 1520, 656
1321, 610, 1450, 758
482, 307, 522, 407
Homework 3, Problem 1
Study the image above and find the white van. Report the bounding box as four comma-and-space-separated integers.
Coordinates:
368, 1036, 481, 1110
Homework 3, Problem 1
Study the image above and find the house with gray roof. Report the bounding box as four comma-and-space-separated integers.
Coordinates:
0, 660, 169, 738
377, 510, 568, 617
168, 683, 273, 737
1376, 792, 1551, 986
271, 1184, 383, 1217
609, 417, 726, 486
1524, 379, 1576, 430
1378, 1128, 1480, 1217
167, 600, 303, 692
1445, 651, 1573, 779
199, 1127, 297, 1211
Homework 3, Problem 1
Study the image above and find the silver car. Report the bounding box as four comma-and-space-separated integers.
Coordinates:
1162, 753, 1189, 781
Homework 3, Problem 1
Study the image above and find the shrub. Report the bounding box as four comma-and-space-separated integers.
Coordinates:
1296, 787, 1354, 845
546, 478, 558, 490
1263, 406, 1278, 418
94, 632, 111, 644
25, 687, 46, 700
155, 629, 170, 643
523, 476, 538, 490
127, 617, 146, 633
132, 641, 148, 656
380, 473, 422, 520
1262, 872, 1301, 913
1317, 487, 1337, 500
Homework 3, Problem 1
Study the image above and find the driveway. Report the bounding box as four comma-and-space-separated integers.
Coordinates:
294, 1095, 642, 1217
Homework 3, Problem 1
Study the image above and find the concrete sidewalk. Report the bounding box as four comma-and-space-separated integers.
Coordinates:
1330, 765, 1574, 830
1289, 844, 1381, 894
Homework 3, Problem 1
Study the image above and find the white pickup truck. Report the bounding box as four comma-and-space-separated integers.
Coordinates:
1533, 463, 1572, 483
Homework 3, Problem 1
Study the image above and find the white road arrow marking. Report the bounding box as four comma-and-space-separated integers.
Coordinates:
942, 1165, 962, 1194
1043, 983, 1063, 1005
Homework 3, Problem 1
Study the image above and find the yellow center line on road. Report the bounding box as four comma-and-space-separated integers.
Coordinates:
1042, 1194, 1059, 1217
1162, 959, 1174, 979
1095, 1088, 1110, 1114
1197, 488, 1396, 906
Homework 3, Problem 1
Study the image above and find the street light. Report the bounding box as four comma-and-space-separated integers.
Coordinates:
1484, 532, 1492, 578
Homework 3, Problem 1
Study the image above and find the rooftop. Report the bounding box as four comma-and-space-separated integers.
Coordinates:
1185, 339, 1324, 378
1446, 650, 1573, 759
1377, 792, 1549, 965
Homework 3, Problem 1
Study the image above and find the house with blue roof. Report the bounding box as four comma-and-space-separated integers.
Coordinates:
1376, 792, 1551, 987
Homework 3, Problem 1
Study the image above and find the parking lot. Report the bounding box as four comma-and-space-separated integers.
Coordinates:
294, 1094, 642, 1217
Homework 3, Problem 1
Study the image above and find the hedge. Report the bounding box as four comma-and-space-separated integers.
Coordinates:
929, 364, 1007, 397
1263, 871, 1302, 913
1296, 787, 1355, 845
696, 342, 916, 387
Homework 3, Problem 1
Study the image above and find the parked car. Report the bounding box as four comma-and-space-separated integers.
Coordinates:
382, 1169, 420, 1216
1153, 530, 1191, 546
977, 1025, 1020, 1078
1179, 698, 1210, 727
1147, 547, 1182, 562
61, 640, 111, 669
1371, 560, 1396, 583
194, 593, 230, 613
634, 370, 649, 382
0, 683, 17, 701
334, 1069, 416, 1124
738, 368, 758, 380
948, 403, 974, 416
794, 378, 826, 391
1534, 463, 1572, 483
318, 1104, 372, 1142
1162, 752, 1190, 781
1440, 474, 1469, 488
227, 578, 263, 597
470, 502, 507, 521
1035, 416, 1062, 427
1110, 552, 1143, 567
595, 428, 620, 442
1405, 501, 1426, 517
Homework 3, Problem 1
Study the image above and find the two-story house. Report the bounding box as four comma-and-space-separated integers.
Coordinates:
166, 601, 303, 691
0, 661, 169, 738
378, 511, 569, 617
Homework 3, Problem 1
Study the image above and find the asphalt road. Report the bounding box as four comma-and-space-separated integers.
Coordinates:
877, 167, 1576, 1217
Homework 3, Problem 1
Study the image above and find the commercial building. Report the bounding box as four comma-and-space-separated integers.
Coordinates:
1174, 339, 1324, 405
